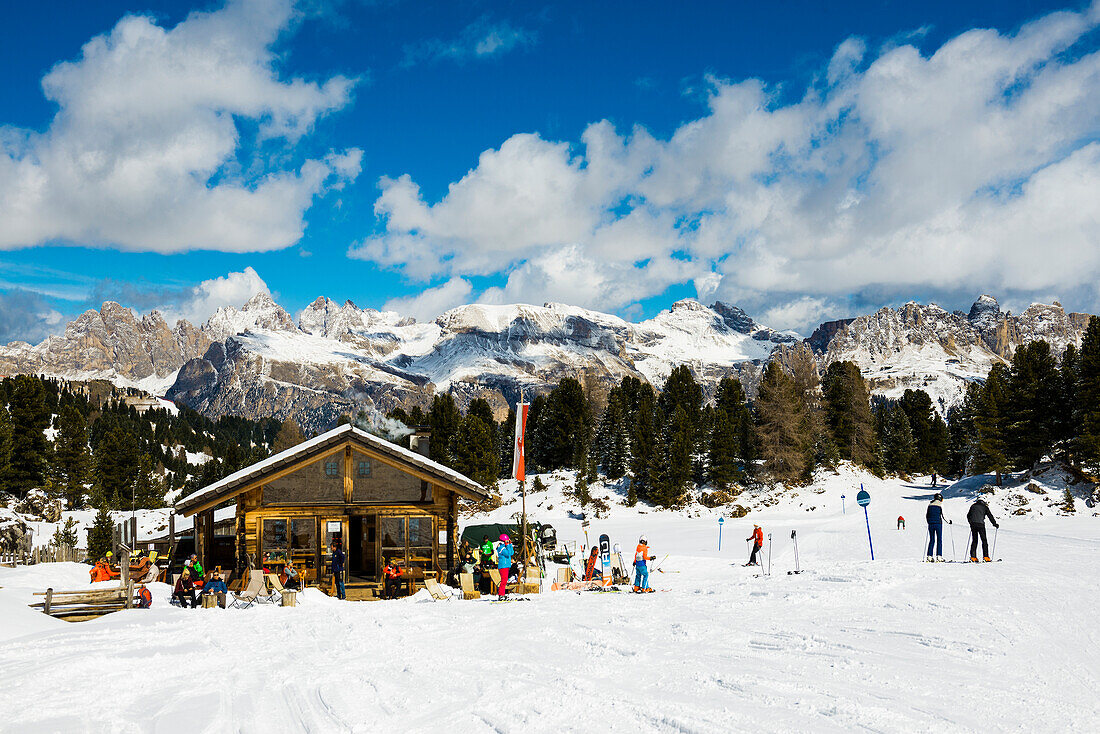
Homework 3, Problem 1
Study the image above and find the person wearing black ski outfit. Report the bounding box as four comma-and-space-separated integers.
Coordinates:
967, 498, 999, 562
925, 494, 951, 561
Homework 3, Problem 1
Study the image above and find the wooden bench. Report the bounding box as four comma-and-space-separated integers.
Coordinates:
30, 581, 135, 622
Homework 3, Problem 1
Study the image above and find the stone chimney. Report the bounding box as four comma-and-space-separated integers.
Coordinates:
408, 426, 430, 458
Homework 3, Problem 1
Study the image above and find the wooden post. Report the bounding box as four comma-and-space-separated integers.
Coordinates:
130, 517, 138, 550
125, 578, 135, 609
120, 549, 130, 590
44, 588, 53, 615
343, 445, 353, 503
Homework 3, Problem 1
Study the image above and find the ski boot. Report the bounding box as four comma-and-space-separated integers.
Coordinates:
983, 556, 992, 562
936, 556, 945, 563
969, 557, 978, 563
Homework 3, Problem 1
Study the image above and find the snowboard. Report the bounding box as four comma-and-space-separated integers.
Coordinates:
599, 534, 612, 588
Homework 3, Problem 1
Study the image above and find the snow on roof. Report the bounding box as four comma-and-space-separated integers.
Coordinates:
174, 423, 486, 514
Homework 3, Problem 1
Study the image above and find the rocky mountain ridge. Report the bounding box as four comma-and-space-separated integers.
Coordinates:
0, 292, 1092, 429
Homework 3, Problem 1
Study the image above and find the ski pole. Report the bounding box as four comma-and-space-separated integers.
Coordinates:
991, 526, 998, 560
652, 554, 669, 572
949, 522, 956, 561
767, 533, 772, 576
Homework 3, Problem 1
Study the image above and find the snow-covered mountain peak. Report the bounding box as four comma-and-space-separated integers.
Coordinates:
203, 292, 297, 341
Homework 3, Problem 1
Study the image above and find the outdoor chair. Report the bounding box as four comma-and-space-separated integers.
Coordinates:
265, 573, 301, 606
459, 573, 481, 600
229, 570, 275, 609
422, 577, 451, 601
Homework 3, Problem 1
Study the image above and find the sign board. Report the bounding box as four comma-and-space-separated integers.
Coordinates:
438, 530, 448, 545
327, 521, 342, 532
718, 517, 724, 524
856, 489, 870, 507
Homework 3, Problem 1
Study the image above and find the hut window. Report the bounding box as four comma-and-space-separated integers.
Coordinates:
262, 519, 288, 561
290, 519, 317, 561
357, 460, 371, 478
324, 460, 340, 477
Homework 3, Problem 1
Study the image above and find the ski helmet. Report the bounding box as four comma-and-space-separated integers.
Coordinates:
639, 534, 647, 544
933, 493, 943, 501
500, 534, 510, 542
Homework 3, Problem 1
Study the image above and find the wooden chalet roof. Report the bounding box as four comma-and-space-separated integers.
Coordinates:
174, 423, 487, 515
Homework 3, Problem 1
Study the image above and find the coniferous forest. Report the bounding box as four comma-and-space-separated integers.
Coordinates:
2, 320, 1098, 515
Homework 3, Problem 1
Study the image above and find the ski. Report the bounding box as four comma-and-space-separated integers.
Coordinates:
599, 534, 612, 588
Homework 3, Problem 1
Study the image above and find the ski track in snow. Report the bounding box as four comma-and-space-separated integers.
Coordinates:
1, 471, 1098, 733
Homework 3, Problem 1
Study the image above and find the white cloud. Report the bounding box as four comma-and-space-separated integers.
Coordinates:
358, 1, 1100, 329
165, 267, 270, 325
402, 16, 535, 67
383, 277, 473, 322
760, 297, 834, 333
0, 0, 360, 253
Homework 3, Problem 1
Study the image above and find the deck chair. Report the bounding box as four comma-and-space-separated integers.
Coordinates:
556, 567, 573, 584
229, 570, 269, 609
422, 577, 451, 601
265, 573, 301, 605
459, 573, 481, 600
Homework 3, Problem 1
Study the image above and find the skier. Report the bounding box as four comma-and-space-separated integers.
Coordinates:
931, 472, 938, 487
897, 516, 905, 530
745, 524, 764, 566
925, 493, 952, 561
633, 535, 656, 593
496, 534, 514, 599
967, 498, 1000, 562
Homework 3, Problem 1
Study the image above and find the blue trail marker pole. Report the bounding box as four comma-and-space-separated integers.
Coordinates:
857, 485, 874, 560
841, 494, 846, 514
718, 517, 724, 551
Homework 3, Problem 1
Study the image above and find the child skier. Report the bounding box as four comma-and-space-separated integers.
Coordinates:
966, 498, 1000, 562
897, 516, 905, 530
496, 534, 514, 599
925, 493, 952, 561
633, 535, 656, 592
745, 524, 764, 566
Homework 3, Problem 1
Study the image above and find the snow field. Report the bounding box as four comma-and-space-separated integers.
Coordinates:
1, 468, 1097, 733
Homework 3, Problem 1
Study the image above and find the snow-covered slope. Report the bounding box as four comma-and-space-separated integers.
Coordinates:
2, 465, 1096, 732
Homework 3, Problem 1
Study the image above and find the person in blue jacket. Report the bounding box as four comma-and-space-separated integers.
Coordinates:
925, 493, 952, 562
202, 569, 229, 608
496, 534, 515, 599
331, 541, 346, 600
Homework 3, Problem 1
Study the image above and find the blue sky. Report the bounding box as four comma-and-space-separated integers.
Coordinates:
1, 0, 1099, 343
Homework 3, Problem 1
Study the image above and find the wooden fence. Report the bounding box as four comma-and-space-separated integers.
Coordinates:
0, 544, 87, 567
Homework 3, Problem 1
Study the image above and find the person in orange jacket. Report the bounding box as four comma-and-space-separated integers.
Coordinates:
633, 535, 656, 592
746, 524, 764, 566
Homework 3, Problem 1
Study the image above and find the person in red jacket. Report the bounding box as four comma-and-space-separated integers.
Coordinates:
382, 558, 404, 599
746, 524, 764, 566
897, 516, 906, 530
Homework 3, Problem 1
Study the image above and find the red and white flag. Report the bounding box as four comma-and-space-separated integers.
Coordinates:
512, 399, 529, 482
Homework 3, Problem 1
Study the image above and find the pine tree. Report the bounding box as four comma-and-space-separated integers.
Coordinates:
708, 377, 752, 489
93, 425, 140, 509
755, 362, 809, 483
1054, 343, 1078, 461
87, 508, 114, 561
54, 404, 92, 509
51, 517, 79, 549
428, 393, 462, 467
271, 420, 305, 453
880, 404, 915, 474
927, 413, 949, 475
455, 413, 500, 488
629, 383, 659, 501
1005, 340, 1060, 470
821, 361, 877, 468
595, 386, 628, 480
973, 363, 1010, 484
946, 384, 979, 475
0, 404, 11, 490
1076, 317, 1100, 471
132, 453, 166, 509
5, 374, 50, 496
534, 378, 592, 471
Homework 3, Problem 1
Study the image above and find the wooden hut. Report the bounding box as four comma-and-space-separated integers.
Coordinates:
174, 423, 487, 598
